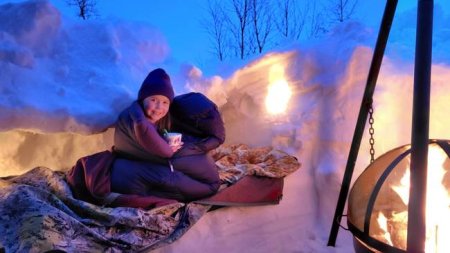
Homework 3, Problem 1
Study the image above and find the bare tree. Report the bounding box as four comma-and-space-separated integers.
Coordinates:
275, 0, 306, 40
250, 0, 272, 53
202, 0, 228, 61
66, 0, 98, 20
228, 0, 252, 59
326, 0, 358, 22
307, 1, 328, 38
204, 0, 339, 60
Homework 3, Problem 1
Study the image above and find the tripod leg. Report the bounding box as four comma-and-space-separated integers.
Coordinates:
327, 0, 398, 247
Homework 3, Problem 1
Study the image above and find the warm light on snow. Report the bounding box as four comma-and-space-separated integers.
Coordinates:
265, 64, 292, 115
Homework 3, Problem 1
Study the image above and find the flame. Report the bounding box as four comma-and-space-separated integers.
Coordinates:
378, 145, 450, 251
392, 168, 410, 205
377, 212, 393, 245
425, 146, 449, 253
265, 64, 292, 115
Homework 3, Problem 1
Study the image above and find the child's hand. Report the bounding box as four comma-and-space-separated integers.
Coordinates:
170, 142, 183, 153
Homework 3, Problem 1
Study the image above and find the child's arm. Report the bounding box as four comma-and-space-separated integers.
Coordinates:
129, 101, 174, 158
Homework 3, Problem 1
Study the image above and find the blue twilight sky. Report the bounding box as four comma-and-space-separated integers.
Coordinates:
47, 0, 449, 66
1, 0, 449, 67
52, 0, 212, 67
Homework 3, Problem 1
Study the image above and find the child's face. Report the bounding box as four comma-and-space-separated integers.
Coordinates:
142, 95, 170, 123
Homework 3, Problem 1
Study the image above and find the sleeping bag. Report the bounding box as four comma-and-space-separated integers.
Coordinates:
170, 92, 225, 153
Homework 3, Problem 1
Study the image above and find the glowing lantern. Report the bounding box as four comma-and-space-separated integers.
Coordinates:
265, 64, 292, 115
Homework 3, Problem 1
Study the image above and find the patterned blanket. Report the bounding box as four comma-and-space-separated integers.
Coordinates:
0, 144, 300, 252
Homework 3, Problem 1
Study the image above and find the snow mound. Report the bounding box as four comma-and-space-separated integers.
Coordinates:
0, 0, 170, 134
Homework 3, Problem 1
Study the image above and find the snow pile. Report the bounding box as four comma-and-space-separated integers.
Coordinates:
0, 0, 170, 134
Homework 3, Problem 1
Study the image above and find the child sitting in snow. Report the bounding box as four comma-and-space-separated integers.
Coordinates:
110, 68, 221, 203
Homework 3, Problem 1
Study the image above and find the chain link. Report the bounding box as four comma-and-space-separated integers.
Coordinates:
368, 103, 375, 163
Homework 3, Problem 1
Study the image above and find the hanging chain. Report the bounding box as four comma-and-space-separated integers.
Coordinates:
368, 103, 375, 163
